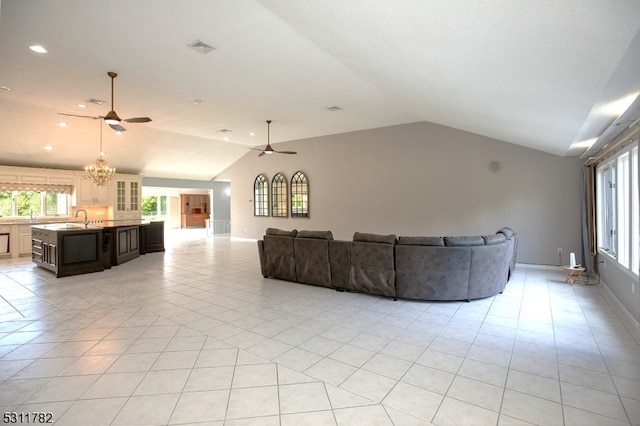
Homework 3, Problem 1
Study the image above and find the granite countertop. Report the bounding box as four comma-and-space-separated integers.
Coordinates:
99, 219, 152, 227
2, 219, 155, 227
0, 219, 80, 226
31, 223, 103, 231
29, 219, 154, 231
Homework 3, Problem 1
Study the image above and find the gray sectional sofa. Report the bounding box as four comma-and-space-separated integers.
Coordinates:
257, 227, 517, 302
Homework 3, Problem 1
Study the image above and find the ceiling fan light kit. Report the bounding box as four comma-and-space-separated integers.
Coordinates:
103, 109, 120, 125
253, 120, 297, 157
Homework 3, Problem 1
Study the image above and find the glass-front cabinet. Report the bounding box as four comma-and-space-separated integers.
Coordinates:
114, 174, 141, 220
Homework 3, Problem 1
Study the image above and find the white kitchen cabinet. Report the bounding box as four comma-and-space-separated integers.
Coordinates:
73, 173, 113, 206
114, 174, 142, 220
0, 225, 10, 257
18, 225, 33, 255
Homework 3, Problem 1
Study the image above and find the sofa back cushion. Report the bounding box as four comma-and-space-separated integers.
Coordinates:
266, 228, 298, 237
397, 236, 444, 246
496, 227, 515, 239
395, 245, 471, 300
468, 243, 510, 298
349, 236, 396, 298
329, 240, 351, 289
297, 230, 333, 240
263, 235, 296, 281
353, 232, 397, 245
294, 237, 331, 287
483, 234, 507, 245
444, 236, 485, 246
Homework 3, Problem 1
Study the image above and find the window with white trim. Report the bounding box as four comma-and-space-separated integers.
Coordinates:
0, 190, 70, 218
596, 141, 638, 275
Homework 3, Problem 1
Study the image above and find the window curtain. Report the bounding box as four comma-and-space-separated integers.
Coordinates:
0, 182, 73, 194
580, 164, 596, 273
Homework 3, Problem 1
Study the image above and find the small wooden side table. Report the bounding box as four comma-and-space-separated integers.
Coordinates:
562, 265, 586, 285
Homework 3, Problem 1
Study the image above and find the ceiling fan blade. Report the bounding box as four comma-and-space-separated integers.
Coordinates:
275, 150, 297, 155
57, 112, 101, 119
123, 117, 152, 123
258, 150, 266, 157
109, 123, 127, 132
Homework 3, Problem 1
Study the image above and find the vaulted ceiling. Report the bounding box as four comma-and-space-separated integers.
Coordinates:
1, 0, 639, 180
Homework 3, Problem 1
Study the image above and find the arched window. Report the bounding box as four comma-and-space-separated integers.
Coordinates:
291, 171, 309, 218
254, 174, 269, 216
271, 173, 288, 217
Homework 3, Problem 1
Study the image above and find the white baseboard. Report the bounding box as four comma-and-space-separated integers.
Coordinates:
599, 278, 640, 330
516, 262, 562, 271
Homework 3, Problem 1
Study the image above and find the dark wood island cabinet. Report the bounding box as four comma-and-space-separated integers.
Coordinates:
33, 220, 164, 277
140, 221, 165, 254
32, 224, 104, 278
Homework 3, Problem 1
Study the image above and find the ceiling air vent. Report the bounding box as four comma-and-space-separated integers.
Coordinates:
188, 40, 216, 54
86, 98, 106, 105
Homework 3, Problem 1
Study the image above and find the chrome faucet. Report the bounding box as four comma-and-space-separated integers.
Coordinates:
75, 209, 88, 226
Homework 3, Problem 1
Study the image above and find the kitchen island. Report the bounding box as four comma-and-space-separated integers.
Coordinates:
32, 220, 164, 277
31, 223, 104, 278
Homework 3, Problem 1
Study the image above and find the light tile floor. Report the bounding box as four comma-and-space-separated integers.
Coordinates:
0, 229, 639, 425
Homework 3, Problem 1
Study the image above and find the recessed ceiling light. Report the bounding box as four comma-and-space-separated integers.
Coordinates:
29, 44, 48, 54
44, 145, 53, 151
57, 121, 68, 127
223, 137, 229, 141
0, 86, 10, 91
249, 132, 255, 136
77, 103, 87, 108
193, 99, 203, 105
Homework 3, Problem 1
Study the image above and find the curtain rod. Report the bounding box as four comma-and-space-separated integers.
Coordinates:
584, 124, 639, 166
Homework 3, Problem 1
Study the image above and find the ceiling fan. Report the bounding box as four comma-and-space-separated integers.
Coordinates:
251, 120, 297, 157
58, 71, 152, 132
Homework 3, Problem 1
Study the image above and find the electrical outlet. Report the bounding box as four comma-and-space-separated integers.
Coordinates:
557, 248, 562, 255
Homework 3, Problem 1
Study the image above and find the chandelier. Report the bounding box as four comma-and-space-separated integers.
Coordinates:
83, 121, 116, 186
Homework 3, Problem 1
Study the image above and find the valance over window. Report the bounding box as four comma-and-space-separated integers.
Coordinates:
0, 182, 73, 194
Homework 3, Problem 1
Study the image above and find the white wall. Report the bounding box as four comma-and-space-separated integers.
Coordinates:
597, 255, 640, 326
218, 121, 583, 266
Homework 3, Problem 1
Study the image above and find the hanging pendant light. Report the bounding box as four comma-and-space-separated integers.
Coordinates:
83, 121, 116, 186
